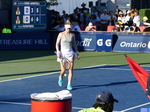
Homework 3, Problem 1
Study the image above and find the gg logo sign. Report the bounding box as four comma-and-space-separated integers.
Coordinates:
105, 39, 111, 47
97, 39, 111, 47
97, 39, 103, 46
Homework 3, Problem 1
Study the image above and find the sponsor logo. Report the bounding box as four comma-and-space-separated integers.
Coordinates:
148, 41, 150, 49
97, 39, 111, 47
0, 39, 48, 45
120, 41, 147, 48
105, 39, 111, 47
97, 39, 103, 46
76, 38, 92, 47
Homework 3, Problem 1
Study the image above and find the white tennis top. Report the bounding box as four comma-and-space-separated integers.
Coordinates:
61, 33, 73, 49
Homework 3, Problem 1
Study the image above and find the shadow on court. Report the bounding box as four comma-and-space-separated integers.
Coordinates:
72, 80, 138, 90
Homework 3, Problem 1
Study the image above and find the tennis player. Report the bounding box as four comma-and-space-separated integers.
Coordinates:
55, 20, 80, 90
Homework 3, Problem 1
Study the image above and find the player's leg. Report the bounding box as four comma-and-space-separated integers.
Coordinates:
67, 59, 74, 90
58, 62, 66, 86
60, 62, 66, 78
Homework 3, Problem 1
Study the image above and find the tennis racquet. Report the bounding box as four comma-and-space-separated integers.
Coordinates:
60, 58, 71, 69
54, 51, 71, 69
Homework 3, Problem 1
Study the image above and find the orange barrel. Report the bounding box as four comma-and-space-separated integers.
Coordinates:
30, 90, 72, 112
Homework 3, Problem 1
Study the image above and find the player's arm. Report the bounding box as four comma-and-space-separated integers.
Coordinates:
72, 34, 80, 60
55, 32, 62, 58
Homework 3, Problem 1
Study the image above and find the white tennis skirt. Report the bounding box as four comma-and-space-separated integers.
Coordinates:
57, 48, 75, 62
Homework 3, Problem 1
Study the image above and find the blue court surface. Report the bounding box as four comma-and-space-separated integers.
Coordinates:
0, 64, 150, 112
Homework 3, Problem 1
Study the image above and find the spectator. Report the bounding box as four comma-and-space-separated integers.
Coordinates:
130, 23, 140, 32
112, 22, 122, 32
61, 10, 66, 18
80, 2, 88, 13
89, 14, 97, 25
51, 11, 63, 28
123, 25, 130, 32
74, 7, 80, 13
80, 10, 90, 27
91, 7, 98, 17
124, 10, 133, 27
86, 8, 91, 17
85, 22, 96, 31
63, 14, 70, 24
100, 9, 109, 31
2, 23, 12, 33
96, 11, 101, 30
133, 11, 140, 26
130, 9, 135, 17
51, 10, 58, 28
78, 91, 118, 112
140, 16, 150, 27
108, 11, 117, 26
134, 8, 139, 12
71, 22, 81, 31
140, 16, 150, 31
53, 22, 65, 31
117, 11, 125, 25
71, 9, 80, 25
55, 11, 63, 26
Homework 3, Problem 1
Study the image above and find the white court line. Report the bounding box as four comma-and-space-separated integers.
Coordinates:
100, 68, 131, 71
0, 64, 107, 83
81, 64, 106, 69
0, 71, 59, 83
0, 101, 31, 105
1, 64, 150, 83
121, 102, 150, 112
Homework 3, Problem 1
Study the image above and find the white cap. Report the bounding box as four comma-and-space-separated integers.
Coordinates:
88, 22, 93, 26
65, 24, 72, 29
88, 22, 93, 28
127, 10, 131, 14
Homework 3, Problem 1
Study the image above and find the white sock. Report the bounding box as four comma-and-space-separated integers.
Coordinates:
68, 82, 71, 85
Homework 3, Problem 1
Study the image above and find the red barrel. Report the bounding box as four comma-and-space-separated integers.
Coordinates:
31, 98, 72, 112
31, 90, 72, 112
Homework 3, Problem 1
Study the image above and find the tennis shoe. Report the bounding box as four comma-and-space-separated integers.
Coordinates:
58, 78, 63, 86
67, 85, 73, 90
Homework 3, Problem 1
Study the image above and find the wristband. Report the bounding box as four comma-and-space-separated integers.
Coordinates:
76, 51, 79, 54
57, 51, 60, 54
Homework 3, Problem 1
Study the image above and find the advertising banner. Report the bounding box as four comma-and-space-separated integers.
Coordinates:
103, 34, 113, 51
0, 33, 50, 50
113, 34, 150, 52
75, 32, 96, 51
96, 32, 113, 51
96, 34, 104, 51
50, 31, 113, 51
